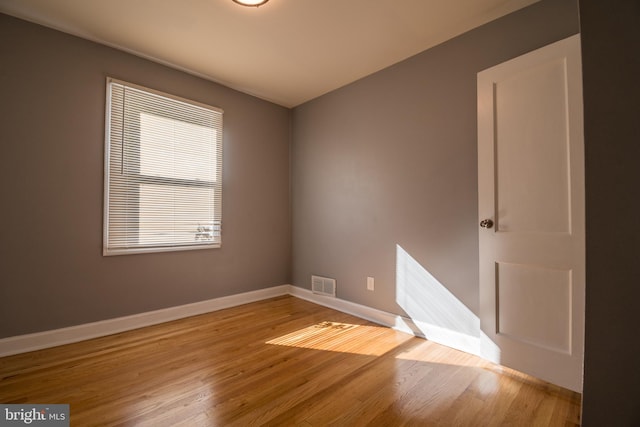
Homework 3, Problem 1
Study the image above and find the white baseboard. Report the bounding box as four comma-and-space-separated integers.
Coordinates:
0, 285, 290, 357
0, 284, 480, 359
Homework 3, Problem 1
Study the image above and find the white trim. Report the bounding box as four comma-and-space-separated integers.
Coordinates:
288, 286, 481, 356
0, 285, 289, 357
0, 285, 480, 359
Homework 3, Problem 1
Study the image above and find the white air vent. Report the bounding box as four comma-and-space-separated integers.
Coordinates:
311, 275, 336, 297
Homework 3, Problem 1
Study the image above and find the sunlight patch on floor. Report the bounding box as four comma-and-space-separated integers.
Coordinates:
266, 321, 411, 356
394, 338, 478, 366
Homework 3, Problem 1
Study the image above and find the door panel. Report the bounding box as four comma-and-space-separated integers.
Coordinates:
495, 58, 571, 234
496, 262, 572, 353
477, 34, 584, 392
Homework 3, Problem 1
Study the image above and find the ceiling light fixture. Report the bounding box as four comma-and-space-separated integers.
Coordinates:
232, 0, 269, 6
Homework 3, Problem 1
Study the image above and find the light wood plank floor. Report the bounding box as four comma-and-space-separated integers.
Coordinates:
0, 296, 581, 426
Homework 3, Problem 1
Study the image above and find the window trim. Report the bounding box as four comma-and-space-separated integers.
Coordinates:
103, 77, 223, 256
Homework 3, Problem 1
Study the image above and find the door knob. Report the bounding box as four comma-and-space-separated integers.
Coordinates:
480, 219, 494, 229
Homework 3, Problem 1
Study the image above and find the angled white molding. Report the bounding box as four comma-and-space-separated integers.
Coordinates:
1, 284, 480, 359
0, 285, 290, 357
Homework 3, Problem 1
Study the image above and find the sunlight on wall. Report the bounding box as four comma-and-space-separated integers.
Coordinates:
396, 244, 479, 335
396, 244, 499, 359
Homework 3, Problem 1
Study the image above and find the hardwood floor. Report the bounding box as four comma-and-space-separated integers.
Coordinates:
0, 296, 581, 426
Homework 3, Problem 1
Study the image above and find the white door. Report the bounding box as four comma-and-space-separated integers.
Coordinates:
477, 34, 584, 392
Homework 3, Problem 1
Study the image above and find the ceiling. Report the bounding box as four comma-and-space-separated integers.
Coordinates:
0, 0, 538, 107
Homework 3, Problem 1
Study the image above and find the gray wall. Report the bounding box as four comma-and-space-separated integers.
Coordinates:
291, 0, 579, 330
580, 0, 640, 425
0, 14, 291, 338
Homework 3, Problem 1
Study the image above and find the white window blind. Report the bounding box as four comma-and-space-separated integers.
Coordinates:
104, 78, 223, 255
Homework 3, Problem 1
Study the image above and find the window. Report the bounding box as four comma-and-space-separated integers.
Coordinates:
103, 78, 223, 255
